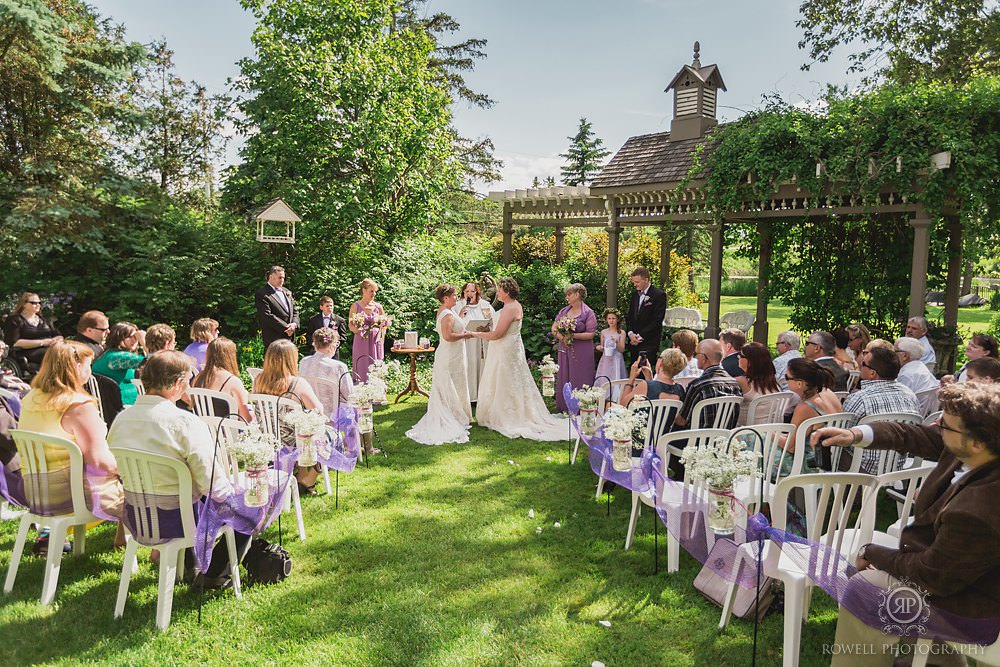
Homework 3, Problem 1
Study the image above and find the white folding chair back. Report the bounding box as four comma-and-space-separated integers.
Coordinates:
922, 410, 942, 426
857, 413, 923, 475
187, 388, 239, 418
131, 379, 146, 396
689, 395, 742, 430
111, 447, 241, 630
914, 387, 940, 419
793, 412, 859, 474
246, 367, 262, 383
245, 393, 306, 541
846, 370, 860, 393
607, 379, 631, 406
720, 310, 754, 333
197, 416, 245, 485
876, 465, 933, 542
300, 375, 348, 418
833, 390, 849, 402
638, 398, 683, 450
4, 430, 99, 604
720, 473, 879, 667
732, 423, 796, 512
84, 375, 105, 423
744, 391, 794, 426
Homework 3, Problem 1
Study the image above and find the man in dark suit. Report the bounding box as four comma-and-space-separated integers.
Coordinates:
304, 295, 347, 360
254, 265, 299, 348
625, 266, 667, 365
804, 330, 849, 391
815, 382, 1000, 664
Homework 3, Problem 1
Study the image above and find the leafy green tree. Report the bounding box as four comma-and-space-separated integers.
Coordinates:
225, 0, 461, 269
797, 0, 1000, 84
115, 40, 232, 199
559, 117, 610, 186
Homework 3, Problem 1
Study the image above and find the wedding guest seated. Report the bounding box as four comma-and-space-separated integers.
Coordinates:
92, 322, 146, 405
772, 330, 802, 394
671, 329, 702, 380
253, 339, 325, 493
3, 292, 62, 377
144, 324, 176, 354
299, 327, 353, 415
894, 336, 940, 394
18, 341, 124, 553
192, 337, 253, 422
905, 315, 936, 369
672, 339, 742, 431
831, 327, 857, 370
304, 296, 347, 361
845, 323, 871, 359
942, 333, 998, 385
70, 310, 109, 357
735, 342, 780, 426
182, 318, 218, 372
718, 328, 745, 379
0, 340, 31, 401
814, 382, 1000, 666
619, 347, 687, 407
108, 350, 248, 589
804, 330, 849, 391
965, 357, 1000, 383
842, 346, 920, 474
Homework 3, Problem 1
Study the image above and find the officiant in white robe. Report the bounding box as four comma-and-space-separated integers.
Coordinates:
453, 282, 495, 403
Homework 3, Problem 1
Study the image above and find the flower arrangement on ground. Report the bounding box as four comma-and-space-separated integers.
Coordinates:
538, 354, 559, 397
225, 424, 279, 507
601, 406, 648, 471
571, 385, 606, 436
679, 436, 761, 534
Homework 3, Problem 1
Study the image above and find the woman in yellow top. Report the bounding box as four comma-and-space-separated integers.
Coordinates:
18, 341, 124, 552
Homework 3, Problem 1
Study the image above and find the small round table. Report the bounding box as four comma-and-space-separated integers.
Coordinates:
391, 346, 434, 403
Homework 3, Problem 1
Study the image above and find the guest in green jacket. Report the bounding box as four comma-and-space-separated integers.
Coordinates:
91, 322, 146, 405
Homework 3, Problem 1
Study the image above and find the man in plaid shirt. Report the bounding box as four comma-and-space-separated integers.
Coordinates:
843, 346, 921, 473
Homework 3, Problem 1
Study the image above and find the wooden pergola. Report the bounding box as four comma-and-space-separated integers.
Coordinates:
489, 43, 963, 342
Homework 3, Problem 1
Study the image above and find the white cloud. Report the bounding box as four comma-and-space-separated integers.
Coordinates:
480, 152, 565, 194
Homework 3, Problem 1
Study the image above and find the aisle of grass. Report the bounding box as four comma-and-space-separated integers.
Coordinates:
0, 399, 840, 665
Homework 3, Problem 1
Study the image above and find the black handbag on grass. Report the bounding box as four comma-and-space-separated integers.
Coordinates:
243, 538, 292, 585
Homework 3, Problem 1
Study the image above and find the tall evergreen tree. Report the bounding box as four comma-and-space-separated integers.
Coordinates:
559, 117, 609, 186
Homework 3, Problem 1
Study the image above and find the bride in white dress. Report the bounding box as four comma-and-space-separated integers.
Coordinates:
406, 285, 473, 445
471, 277, 567, 441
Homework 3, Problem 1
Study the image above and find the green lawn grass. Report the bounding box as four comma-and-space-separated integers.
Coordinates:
702, 296, 995, 347
0, 399, 843, 666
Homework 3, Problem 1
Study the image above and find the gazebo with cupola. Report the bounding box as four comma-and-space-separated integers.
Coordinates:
489, 42, 963, 346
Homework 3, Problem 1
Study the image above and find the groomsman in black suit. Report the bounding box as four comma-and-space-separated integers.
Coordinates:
625, 266, 667, 365
254, 265, 299, 348
304, 295, 347, 360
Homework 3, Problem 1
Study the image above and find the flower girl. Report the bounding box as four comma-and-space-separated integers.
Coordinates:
595, 308, 627, 402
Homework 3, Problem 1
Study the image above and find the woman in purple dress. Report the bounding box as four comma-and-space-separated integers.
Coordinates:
349, 278, 389, 382
551, 283, 597, 412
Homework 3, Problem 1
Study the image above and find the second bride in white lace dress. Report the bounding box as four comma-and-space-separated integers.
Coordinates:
471, 277, 567, 441
406, 284, 474, 446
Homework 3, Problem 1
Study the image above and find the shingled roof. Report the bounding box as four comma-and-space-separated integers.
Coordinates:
590, 130, 717, 190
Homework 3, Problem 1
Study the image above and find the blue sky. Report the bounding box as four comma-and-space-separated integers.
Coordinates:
88, 0, 858, 193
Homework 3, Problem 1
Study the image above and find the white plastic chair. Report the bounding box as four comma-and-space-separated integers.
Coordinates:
84, 375, 105, 423
914, 387, 940, 419
689, 395, 742, 430
922, 410, 942, 426
857, 412, 923, 475
111, 447, 242, 630
4, 430, 100, 605
720, 310, 754, 333
719, 473, 879, 667
187, 388, 239, 419
246, 393, 306, 541
246, 367, 262, 384
833, 390, 849, 403
845, 370, 860, 393
743, 391, 794, 426
625, 429, 730, 566
607, 379, 631, 407
732, 423, 797, 512
131, 378, 146, 396
663, 306, 705, 332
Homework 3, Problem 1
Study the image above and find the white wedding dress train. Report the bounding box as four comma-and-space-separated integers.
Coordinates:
406, 310, 472, 445
476, 318, 567, 441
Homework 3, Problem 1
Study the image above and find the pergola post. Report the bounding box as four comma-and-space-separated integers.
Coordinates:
606, 198, 620, 307
706, 223, 724, 338
554, 224, 566, 263
659, 224, 671, 297
944, 217, 963, 328
908, 213, 932, 319
501, 207, 513, 266
754, 222, 773, 345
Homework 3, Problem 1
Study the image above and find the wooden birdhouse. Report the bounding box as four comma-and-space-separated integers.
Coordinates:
254, 198, 300, 244
665, 41, 727, 141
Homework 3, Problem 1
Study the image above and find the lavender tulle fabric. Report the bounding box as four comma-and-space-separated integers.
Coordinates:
574, 407, 1000, 646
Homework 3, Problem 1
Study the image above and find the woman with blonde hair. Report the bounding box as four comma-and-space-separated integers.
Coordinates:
453, 281, 494, 403
183, 318, 219, 372
551, 283, 597, 412
193, 337, 252, 422
349, 278, 389, 382
18, 340, 124, 552
253, 339, 324, 493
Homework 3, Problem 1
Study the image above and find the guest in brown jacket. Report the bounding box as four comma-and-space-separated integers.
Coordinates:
814, 382, 1000, 666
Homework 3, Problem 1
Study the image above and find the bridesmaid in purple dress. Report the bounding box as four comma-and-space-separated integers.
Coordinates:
551, 283, 597, 412
349, 278, 388, 382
